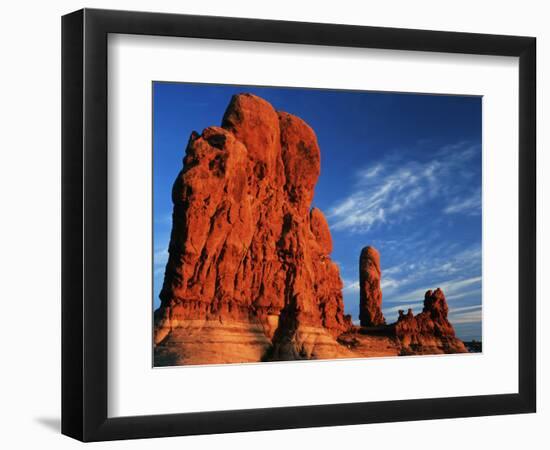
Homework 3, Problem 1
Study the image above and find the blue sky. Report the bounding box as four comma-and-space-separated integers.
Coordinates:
153, 82, 482, 341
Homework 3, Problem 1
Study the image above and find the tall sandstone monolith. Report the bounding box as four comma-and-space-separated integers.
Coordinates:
359, 246, 386, 327
154, 94, 352, 366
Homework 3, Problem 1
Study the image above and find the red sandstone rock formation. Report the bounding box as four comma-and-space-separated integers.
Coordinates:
153, 93, 469, 365
394, 288, 467, 354
359, 246, 386, 327
154, 94, 351, 366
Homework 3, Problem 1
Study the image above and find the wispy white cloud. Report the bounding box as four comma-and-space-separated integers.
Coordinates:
361, 163, 384, 179
344, 275, 410, 294
387, 275, 481, 304
449, 304, 482, 314
384, 263, 408, 275
446, 289, 482, 301
387, 287, 429, 304
328, 142, 480, 233
343, 280, 360, 293
380, 277, 400, 290
448, 307, 482, 324
328, 161, 439, 232
444, 189, 481, 215
154, 248, 168, 266
441, 276, 482, 295
374, 242, 481, 297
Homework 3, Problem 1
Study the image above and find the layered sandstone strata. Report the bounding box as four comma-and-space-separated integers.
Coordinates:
154, 94, 351, 365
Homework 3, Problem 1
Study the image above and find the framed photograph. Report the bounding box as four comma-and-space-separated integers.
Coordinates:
62, 8, 536, 441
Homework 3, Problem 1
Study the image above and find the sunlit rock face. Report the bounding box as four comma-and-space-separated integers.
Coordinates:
394, 288, 468, 354
154, 94, 351, 366
359, 246, 386, 327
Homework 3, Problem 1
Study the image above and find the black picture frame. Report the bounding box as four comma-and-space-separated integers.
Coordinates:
62, 8, 536, 442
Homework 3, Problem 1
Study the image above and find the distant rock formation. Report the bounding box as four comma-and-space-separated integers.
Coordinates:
394, 288, 468, 354
359, 246, 386, 327
154, 94, 352, 366
337, 286, 467, 358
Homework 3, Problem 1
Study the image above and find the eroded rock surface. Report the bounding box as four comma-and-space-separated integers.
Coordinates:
394, 288, 468, 354
154, 94, 350, 365
359, 246, 386, 327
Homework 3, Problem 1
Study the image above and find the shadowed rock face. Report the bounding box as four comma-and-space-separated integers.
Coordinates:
359, 246, 386, 327
154, 94, 351, 365
394, 288, 467, 354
